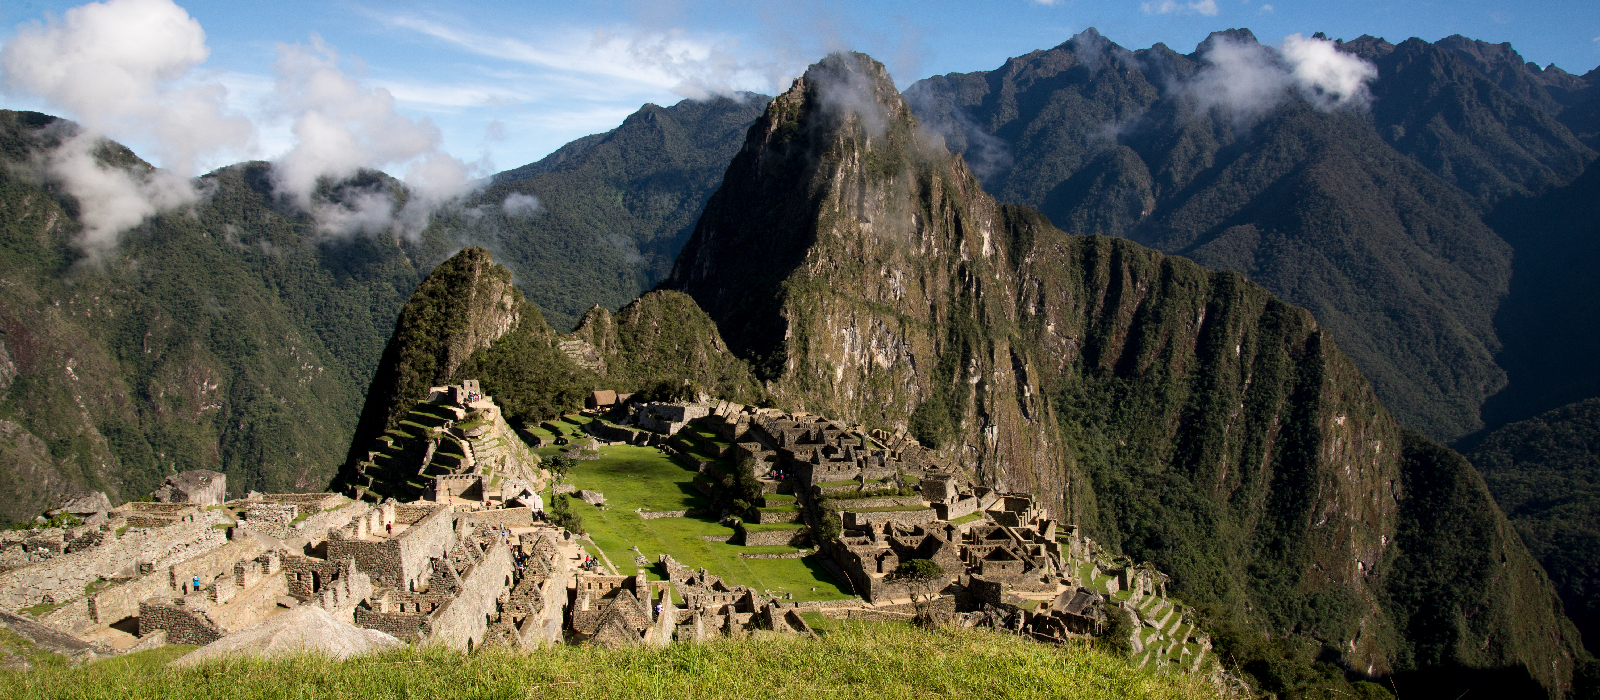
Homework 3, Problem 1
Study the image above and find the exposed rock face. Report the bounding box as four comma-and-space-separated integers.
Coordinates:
59, 492, 111, 516
171, 605, 403, 667
153, 471, 227, 506
663, 51, 1585, 693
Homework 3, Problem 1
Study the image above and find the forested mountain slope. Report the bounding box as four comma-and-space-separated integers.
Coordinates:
1469, 398, 1600, 656
427, 95, 769, 331
0, 111, 460, 521
664, 51, 1588, 696
903, 29, 1598, 442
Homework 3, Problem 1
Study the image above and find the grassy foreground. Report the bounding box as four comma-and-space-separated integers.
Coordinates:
1, 622, 1219, 700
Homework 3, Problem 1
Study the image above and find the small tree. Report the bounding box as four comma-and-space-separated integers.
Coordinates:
813, 509, 842, 542
546, 454, 577, 479
1100, 605, 1135, 654
887, 558, 947, 625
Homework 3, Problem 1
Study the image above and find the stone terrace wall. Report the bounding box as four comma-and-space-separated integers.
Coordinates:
827, 496, 923, 510
426, 538, 513, 650
138, 598, 223, 645
465, 508, 532, 529
0, 510, 230, 609
740, 526, 808, 547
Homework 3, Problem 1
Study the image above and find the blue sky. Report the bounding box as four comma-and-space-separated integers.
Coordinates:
2, 0, 1596, 178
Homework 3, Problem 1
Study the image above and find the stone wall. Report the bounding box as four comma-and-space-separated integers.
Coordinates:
753, 509, 801, 524
0, 510, 230, 609
283, 555, 346, 600
843, 509, 937, 529
828, 496, 924, 510
170, 538, 266, 594
465, 508, 532, 529
138, 597, 223, 645
238, 503, 297, 539
425, 537, 513, 650
934, 497, 980, 521
355, 606, 433, 642
740, 526, 808, 547
284, 500, 371, 550
326, 505, 453, 591
393, 503, 438, 525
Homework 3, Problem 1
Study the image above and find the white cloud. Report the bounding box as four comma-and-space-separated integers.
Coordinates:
1259, 4, 1275, 13
380, 14, 790, 100
501, 192, 541, 216
1142, 0, 1220, 16
1281, 33, 1379, 109
1184, 33, 1378, 124
268, 36, 482, 237
0, 0, 256, 255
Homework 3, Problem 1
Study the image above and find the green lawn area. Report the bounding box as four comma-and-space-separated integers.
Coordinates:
566, 446, 851, 602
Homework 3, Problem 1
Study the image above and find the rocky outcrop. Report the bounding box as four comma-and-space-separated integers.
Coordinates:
153, 471, 226, 506
171, 605, 403, 667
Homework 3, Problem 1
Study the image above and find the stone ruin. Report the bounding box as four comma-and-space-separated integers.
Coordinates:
0, 388, 1209, 675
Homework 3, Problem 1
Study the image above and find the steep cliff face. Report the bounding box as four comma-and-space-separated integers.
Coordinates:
340, 247, 526, 477
664, 52, 1584, 693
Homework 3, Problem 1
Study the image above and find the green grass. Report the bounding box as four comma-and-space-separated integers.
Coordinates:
566, 446, 848, 602
17, 601, 63, 617
0, 623, 1219, 700
949, 512, 984, 525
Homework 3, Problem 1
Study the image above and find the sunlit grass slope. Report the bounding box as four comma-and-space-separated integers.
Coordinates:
1, 623, 1219, 700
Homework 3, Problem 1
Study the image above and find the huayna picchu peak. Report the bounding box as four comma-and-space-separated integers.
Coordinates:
2, 8, 1599, 698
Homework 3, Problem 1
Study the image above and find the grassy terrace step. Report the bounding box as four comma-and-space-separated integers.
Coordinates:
0, 623, 1220, 699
